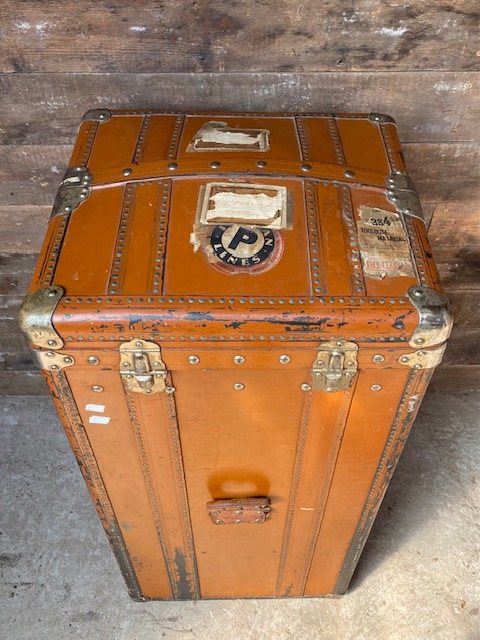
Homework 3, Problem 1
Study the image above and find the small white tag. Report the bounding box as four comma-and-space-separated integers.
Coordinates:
88, 415, 110, 424
85, 403, 105, 413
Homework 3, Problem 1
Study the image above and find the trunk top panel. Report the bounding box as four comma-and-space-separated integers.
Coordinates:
28, 111, 447, 345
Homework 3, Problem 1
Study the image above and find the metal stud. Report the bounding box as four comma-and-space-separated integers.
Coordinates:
188, 355, 200, 364
87, 356, 99, 365
233, 383, 245, 390
301, 163, 312, 172
210, 161, 221, 169
414, 338, 425, 345
400, 356, 409, 363
122, 168, 132, 177
47, 339, 57, 346
372, 354, 385, 363
92, 385, 104, 393
167, 162, 178, 171
370, 384, 382, 392
300, 383, 312, 392
63, 356, 73, 364
165, 386, 176, 394
234, 355, 245, 364
256, 160, 267, 168
344, 169, 355, 178
279, 355, 291, 364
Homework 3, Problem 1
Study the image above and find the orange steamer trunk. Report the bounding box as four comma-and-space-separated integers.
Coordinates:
19, 111, 452, 600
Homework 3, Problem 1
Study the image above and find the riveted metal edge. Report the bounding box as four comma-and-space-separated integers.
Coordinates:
82, 108, 112, 122
386, 171, 425, 221
398, 344, 447, 369
51, 166, 92, 218
36, 350, 75, 371
18, 285, 65, 349
407, 286, 453, 348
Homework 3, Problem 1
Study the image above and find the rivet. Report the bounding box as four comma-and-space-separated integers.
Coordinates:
400, 356, 409, 363
235, 509, 243, 514
87, 356, 99, 365
50, 364, 59, 370
300, 383, 312, 392
417, 351, 427, 357
63, 356, 73, 364
414, 338, 425, 345
46, 289, 57, 297
413, 288, 424, 297
122, 361, 130, 367
145, 389, 152, 394
165, 386, 176, 394
279, 355, 291, 364
135, 341, 143, 347
236, 519, 242, 523
233, 383, 245, 390
255, 518, 261, 523
256, 160, 267, 168
301, 163, 312, 172
215, 520, 224, 525
210, 161, 221, 169
47, 339, 57, 346
372, 354, 385, 363
234, 355, 245, 364
167, 162, 178, 171
92, 385, 104, 393
344, 169, 355, 178
370, 384, 382, 392
188, 355, 200, 364
46, 351, 55, 358
125, 374, 133, 379
122, 168, 132, 177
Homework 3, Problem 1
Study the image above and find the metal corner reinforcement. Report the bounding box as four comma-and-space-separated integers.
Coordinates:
51, 166, 92, 217
82, 109, 112, 122
407, 286, 453, 348
18, 285, 65, 349
386, 171, 425, 221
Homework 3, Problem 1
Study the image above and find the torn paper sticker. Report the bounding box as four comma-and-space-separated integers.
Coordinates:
187, 121, 270, 152
356, 206, 415, 279
198, 182, 288, 229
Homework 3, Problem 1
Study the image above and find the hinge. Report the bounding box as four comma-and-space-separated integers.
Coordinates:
386, 171, 424, 221
18, 285, 64, 349
119, 339, 169, 394
312, 339, 359, 392
51, 166, 92, 217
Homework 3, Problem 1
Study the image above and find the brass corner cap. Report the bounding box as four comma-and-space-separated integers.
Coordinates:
82, 108, 112, 123
407, 286, 453, 348
368, 113, 396, 124
18, 286, 65, 350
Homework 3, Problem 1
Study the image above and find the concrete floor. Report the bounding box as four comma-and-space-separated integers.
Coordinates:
1, 393, 478, 640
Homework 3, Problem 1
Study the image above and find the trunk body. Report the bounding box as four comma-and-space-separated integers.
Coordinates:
20, 111, 451, 599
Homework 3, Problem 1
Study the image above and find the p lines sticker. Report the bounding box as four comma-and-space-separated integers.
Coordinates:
356, 206, 415, 279
191, 182, 289, 274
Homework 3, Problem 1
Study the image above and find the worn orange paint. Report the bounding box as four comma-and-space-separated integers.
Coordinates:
24, 111, 448, 600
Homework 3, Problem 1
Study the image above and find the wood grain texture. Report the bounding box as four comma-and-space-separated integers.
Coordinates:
0, 72, 478, 145
1, 1, 478, 73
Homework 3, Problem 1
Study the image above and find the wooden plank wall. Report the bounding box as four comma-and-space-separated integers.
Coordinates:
1, 1, 479, 394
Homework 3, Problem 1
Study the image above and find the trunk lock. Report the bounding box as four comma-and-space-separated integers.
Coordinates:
312, 339, 358, 392
119, 339, 167, 394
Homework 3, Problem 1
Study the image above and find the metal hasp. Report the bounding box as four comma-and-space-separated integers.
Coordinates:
18, 285, 65, 350
407, 286, 453, 348
386, 171, 424, 220
312, 339, 359, 392
119, 339, 167, 394
51, 166, 92, 217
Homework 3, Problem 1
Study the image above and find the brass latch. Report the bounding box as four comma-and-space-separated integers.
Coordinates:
312, 339, 358, 392
119, 339, 167, 394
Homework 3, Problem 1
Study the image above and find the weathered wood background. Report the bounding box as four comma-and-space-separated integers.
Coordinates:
1, 1, 479, 394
